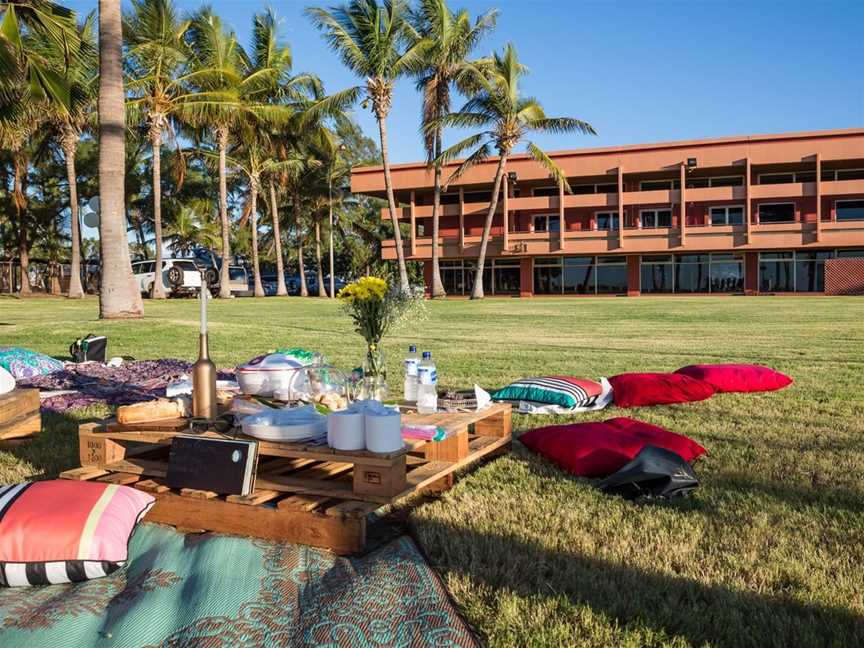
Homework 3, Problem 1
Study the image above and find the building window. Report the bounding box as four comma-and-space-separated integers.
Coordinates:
675, 254, 710, 293
794, 251, 832, 292
463, 191, 492, 203
595, 183, 618, 194
758, 203, 795, 224
640, 255, 674, 293
758, 172, 796, 184
596, 256, 627, 294
493, 258, 521, 294
595, 211, 620, 231
709, 176, 743, 187
709, 252, 744, 293
759, 252, 795, 292
709, 205, 745, 226
837, 249, 864, 258
440, 261, 467, 295
532, 214, 561, 233
835, 169, 864, 181
532, 186, 558, 197
533, 257, 563, 294
639, 179, 680, 191
563, 256, 595, 294
836, 200, 864, 221
640, 209, 672, 229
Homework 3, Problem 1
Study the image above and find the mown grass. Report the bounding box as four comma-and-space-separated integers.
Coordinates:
1, 294, 863, 646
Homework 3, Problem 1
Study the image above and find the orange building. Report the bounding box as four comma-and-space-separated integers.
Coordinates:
350, 128, 864, 296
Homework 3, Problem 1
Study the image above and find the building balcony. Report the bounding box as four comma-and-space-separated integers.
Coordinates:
381, 218, 864, 260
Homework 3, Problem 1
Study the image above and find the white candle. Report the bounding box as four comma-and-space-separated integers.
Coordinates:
200, 279, 207, 335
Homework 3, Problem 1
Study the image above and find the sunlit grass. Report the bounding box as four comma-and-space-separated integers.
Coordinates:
1, 294, 862, 646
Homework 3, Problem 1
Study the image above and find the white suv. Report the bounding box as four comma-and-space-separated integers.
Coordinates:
132, 259, 203, 297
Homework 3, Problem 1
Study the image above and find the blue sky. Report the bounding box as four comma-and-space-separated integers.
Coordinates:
66, 0, 863, 163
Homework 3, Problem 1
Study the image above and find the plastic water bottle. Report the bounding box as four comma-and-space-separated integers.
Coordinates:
403, 345, 419, 402
417, 352, 438, 414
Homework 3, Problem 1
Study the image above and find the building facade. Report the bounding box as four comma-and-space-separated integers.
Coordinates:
350, 129, 864, 296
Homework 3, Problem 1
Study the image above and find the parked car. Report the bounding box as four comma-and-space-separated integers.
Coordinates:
132, 259, 202, 297
205, 265, 252, 297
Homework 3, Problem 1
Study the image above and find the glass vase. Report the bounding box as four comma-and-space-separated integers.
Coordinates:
362, 343, 388, 401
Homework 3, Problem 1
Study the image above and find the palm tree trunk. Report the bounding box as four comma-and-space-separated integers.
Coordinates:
269, 179, 287, 296
430, 128, 446, 298
472, 154, 508, 300
250, 178, 265, 298
13, 154, 31, 295
314, 217, 326, 297
376, 116, 410, 293
216, 126, 232, 299
294, 190, 308, 297
149, 123, 166, 299
98, 0, 143, 319
62, 127, 85, 298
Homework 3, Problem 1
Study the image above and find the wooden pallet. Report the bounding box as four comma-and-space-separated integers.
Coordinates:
0, 389, 41, 442
60, 403, 511, 554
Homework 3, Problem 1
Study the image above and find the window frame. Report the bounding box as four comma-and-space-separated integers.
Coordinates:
639, 208, 673, 229
757, 202, 796, 224
758, 172, 796, 185
595, 211, 620, 231
835, 199, 864, 222
709, 204, 746, 226
532, 213, 561, 233
638, 179, 680, 191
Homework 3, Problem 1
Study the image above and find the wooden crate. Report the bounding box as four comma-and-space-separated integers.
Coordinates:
0, 389, 41, 441
60, 403, 511, 554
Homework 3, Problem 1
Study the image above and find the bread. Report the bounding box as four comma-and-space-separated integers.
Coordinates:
117, 398, 189, 424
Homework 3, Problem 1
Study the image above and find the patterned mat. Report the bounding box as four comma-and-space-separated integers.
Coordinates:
0, 523, 477, 648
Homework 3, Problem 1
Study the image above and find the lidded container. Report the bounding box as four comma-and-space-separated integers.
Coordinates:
277, 364, 349, 409
236, 353, 303, 397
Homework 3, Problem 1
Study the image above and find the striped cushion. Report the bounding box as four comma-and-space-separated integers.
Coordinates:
0, 480, 154, 587
491, 376, 603, 409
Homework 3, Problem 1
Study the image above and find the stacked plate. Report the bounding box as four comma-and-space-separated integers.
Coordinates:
240, 404, 327, 443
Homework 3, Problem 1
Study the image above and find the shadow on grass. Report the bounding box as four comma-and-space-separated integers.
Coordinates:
413, 516, 864, 647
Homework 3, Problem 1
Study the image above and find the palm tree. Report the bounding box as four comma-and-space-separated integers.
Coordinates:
124, 0, 195, 299
48, 13, 97, 299
306, 0, 428, 294
0, 110, 38, 294
435, 44, 595, 299
0, 0, 81, 114
98, 0, 143, 318
185, 8, 244, 298
411, 0, 496, 298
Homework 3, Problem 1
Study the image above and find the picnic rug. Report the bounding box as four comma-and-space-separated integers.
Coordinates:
0, 523, 477, 648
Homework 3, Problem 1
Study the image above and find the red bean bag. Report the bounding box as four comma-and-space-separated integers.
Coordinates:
675, 364, 792, 393
520, 417, 706, 478
608, 372, 716, 408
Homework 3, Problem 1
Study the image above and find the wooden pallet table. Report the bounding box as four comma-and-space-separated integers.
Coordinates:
60, 402, 511, 554
0, 389, 41, 443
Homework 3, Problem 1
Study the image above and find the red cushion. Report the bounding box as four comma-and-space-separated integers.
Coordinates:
608, 372, 716, 408
675, 364, 792, 393
520, 417, 706, 478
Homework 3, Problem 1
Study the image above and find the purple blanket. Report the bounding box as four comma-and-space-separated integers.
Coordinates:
18, 359, 232, 414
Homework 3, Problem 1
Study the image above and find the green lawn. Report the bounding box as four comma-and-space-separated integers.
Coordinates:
2, 294, 863, 647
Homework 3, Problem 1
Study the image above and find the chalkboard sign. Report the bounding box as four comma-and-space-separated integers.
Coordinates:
166, 436, 258, 496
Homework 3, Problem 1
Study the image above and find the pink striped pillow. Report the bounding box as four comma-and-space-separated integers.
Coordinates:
0, 480, 154, 586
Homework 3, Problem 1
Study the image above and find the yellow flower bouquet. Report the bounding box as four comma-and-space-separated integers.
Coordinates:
337, 277, 423, 399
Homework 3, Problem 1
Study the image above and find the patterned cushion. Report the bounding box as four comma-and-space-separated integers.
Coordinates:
0, 347, 64, 380
491, 376, 603, 409
0, 480, 155, 587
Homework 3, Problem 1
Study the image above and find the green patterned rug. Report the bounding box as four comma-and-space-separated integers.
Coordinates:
0, 523, 477, 647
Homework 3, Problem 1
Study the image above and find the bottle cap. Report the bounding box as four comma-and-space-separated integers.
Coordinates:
422, 351, 431, 359
409, 345, 417, 352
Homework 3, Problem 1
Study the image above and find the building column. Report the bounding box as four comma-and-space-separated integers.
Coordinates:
744, 251, 758, 295
519, 257, 533, 297
627, 255, 640, 296
409, 190, 417, 257
617, 166, 625, 248
815, 152, 822, 242
558, 179, 566, 251
679, 162, 687, 245
422, 260, 433, 297
458, 187, 465, 249
745, 157, 752, 242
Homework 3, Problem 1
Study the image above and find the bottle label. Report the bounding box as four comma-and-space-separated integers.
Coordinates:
418, 367, 437, 386
404, 359, 418, 376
